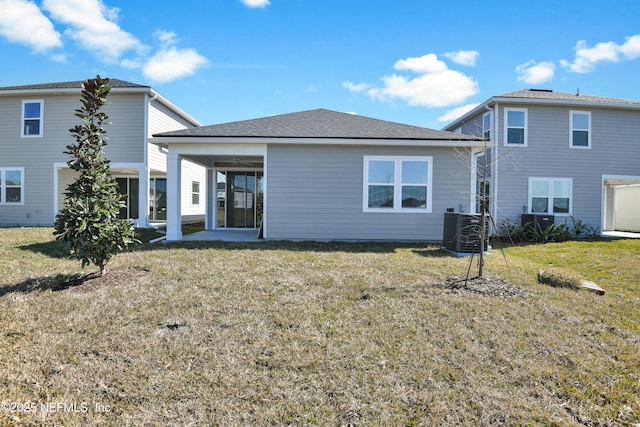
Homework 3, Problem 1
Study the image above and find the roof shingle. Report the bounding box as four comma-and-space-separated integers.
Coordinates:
0, 79, 149, 91
496, 89, 640, 105
154, 108, 478, 141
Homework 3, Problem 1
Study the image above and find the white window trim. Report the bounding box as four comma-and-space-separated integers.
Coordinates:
482, 111, 492, 140
569, 110, 591, 149
528, 177, 573, 216
21, 99, 44, 138
191, 180, 200, 206
504, 108, 528, 147
0, 167, 25, 205
363, 155, 433, 213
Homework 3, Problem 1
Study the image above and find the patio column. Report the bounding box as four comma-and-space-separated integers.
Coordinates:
206, 167, 215, 230
166, 152, 182, 241
138, 167, 149, 228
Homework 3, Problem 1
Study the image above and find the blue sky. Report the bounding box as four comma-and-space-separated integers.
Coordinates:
1, 0, 639, 129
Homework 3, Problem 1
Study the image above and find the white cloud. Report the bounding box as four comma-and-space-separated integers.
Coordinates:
561, 34, 640, 73
353, 53, 478, 108
619, 34, 640, 59
343, 81, 372, 92
0, 0, 62, 51
437, 103, 480, 123
143, 47, 208, 83
241, 0, 270, 8
394, 53, 448, 74
42, 0, 145, 62
516, 60, 555, 84
50, 53, 68, 63
443, 50, 479, 66
156, 29, 178, 46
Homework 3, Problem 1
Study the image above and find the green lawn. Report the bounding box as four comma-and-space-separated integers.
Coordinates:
0, 228, 638, 426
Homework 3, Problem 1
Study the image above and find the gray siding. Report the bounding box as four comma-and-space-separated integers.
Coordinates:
265, 144, 472, 241
0, 92, 147, 226
462, 104, 640, 232
148, 101, 194, 136
148, 101, 201, 173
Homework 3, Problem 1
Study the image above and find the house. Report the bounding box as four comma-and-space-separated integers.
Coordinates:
152, 109, 484, 241
443, 89, 640, 234
0, 79, 206, 228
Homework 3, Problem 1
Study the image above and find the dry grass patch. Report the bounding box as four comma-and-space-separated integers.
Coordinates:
0, 229, 639, 426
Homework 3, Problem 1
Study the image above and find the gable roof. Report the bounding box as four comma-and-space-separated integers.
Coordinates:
444, 88, 640, 131
495, 89, 640, 106
0, 79, 148, 92
154, 108, 479, 142
0, 78, 201, 127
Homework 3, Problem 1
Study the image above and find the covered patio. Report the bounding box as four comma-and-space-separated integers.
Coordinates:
181, 229, 261, 242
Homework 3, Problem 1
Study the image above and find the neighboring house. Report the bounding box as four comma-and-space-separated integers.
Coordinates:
152, 109, 484, 241
0, 79, 206, 228
443, 89, 640, 233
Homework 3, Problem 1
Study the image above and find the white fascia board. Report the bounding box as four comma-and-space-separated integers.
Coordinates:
150, 137, 488, 148
490, 96, 640, 110
442, 101, 492, 131
167, 143, 267, 156
148, 89, 202, 127
0, 88, 82, 96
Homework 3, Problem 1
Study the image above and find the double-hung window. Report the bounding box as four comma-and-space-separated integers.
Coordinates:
529, 178, 572, 215
21, 100, 44, 137
364, 156, 432, 212
482, 111, 492, 140
0, 168, 24, 204
570, 111, 591, 148
191, 181, 200, 205
504, 108, 527, 146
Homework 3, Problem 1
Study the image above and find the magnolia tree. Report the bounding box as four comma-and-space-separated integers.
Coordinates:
54, 76, 138, 275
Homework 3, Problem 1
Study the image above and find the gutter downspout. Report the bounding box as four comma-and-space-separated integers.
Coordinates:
486, 102, 499, 233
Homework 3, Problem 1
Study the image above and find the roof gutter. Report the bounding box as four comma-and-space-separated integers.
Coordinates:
490, 96, 640, 110
148, 89, 202, 127
150, 136, 490, 148
442, 99, 495, 131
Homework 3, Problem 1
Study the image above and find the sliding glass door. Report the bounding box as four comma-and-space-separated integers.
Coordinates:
216, 171, 263, 228
116, 177, 139, 220
149, 178, 167, 221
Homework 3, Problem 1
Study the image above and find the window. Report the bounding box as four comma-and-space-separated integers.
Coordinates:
570, 111, 591, 148
529, 178, 572, 215
21, 100, 43, 137
363, 156, 432, 212
191, 181, 200, 205
504, 108, 527, 146
482, 112, 492, 140
0, 168, 24, 204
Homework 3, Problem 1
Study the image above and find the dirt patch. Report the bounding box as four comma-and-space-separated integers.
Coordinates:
437, 275, 527, 297
60, 267, 149, 293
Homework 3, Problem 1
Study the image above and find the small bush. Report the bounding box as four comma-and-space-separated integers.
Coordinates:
499, 216, 598, 244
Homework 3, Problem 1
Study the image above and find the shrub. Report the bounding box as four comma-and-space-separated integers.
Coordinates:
499, 216, 599, 244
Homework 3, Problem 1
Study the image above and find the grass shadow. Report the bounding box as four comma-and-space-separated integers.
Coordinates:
18, 227, 166, 260
0, 272, 99, 297
20, 236, 450, 258
18, 239, 70, 259
412, 247, 455, 258
152, 239, 446, 254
